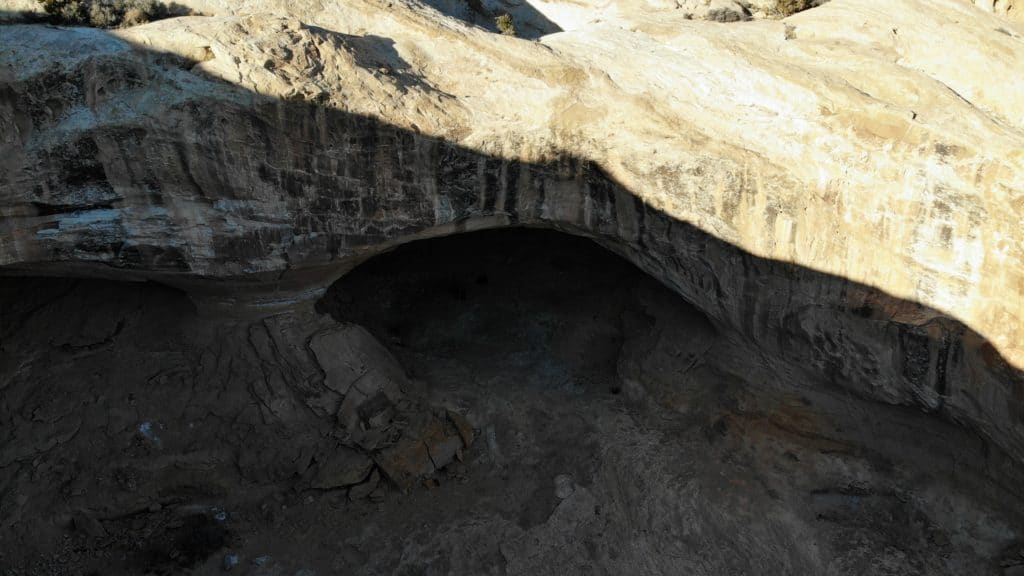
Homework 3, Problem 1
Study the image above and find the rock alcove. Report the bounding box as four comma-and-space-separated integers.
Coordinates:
1, 228, 1023, 574
2, 0, 1024, 571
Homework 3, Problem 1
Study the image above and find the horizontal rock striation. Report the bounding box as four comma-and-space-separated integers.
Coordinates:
1, 0, 1023, 461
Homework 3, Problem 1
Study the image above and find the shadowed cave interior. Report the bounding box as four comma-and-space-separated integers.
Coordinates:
1, 228, 1023, 575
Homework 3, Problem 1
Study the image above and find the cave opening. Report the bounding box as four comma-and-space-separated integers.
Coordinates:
315, 227, 729, 532
318, 227, 718, 404
1, 229, 1023, 574
307, 227, 1024, 575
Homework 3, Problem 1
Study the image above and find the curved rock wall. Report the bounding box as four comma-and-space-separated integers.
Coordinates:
0, 1, 1022, 461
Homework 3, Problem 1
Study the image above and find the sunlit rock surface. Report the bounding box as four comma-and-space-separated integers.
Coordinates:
1, 0, 1023, 478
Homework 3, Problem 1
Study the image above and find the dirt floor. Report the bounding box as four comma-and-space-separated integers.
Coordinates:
2, 229, 1024, 575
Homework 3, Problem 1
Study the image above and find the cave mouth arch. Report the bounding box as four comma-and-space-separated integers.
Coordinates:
1, 229, 1023, 572
306, 226, 1024, 574
317, 226, 719, 401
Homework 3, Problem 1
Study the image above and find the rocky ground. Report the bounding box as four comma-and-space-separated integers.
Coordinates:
0, 229, 1022, 575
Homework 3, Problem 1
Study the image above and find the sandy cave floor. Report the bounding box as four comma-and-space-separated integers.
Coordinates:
1, 229, 1024, 575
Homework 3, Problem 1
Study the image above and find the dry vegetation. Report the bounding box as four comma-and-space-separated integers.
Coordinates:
37, 0, 179, 27
772, 0, 827, 17
495, 13, 516, 36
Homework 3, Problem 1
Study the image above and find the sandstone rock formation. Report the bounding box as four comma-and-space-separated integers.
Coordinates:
974, 0, 1022, 21
6, 232, 1022, 574
1, 0, 1023, 542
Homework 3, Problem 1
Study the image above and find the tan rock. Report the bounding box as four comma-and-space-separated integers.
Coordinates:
347, 468, 380, 501
308, 324, 408, 398
311, 446, 374, 489
0, 0, 1022, 462
374, 432, 436, 492
372, 408, 471, 489
447, 409, 475, 448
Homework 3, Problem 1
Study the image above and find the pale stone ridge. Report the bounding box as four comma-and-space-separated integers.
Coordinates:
0, 0, 1023, 457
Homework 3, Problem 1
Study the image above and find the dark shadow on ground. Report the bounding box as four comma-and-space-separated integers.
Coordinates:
3, 229, 1024, 574
419, 0, 563, 39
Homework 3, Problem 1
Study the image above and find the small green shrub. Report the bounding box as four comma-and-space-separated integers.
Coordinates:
39, 0, 85, 24
772, 0, 826, 17
88, 1, 119, 27
123, 0, 159, 25
495, 13, 516, 36
37, 0, 169, 27
707, 7, 749, 22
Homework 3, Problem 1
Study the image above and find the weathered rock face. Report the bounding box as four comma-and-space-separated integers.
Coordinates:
5, 234, 1022, 574
1, 0, 1023, 462
974, 0, 1023, 21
